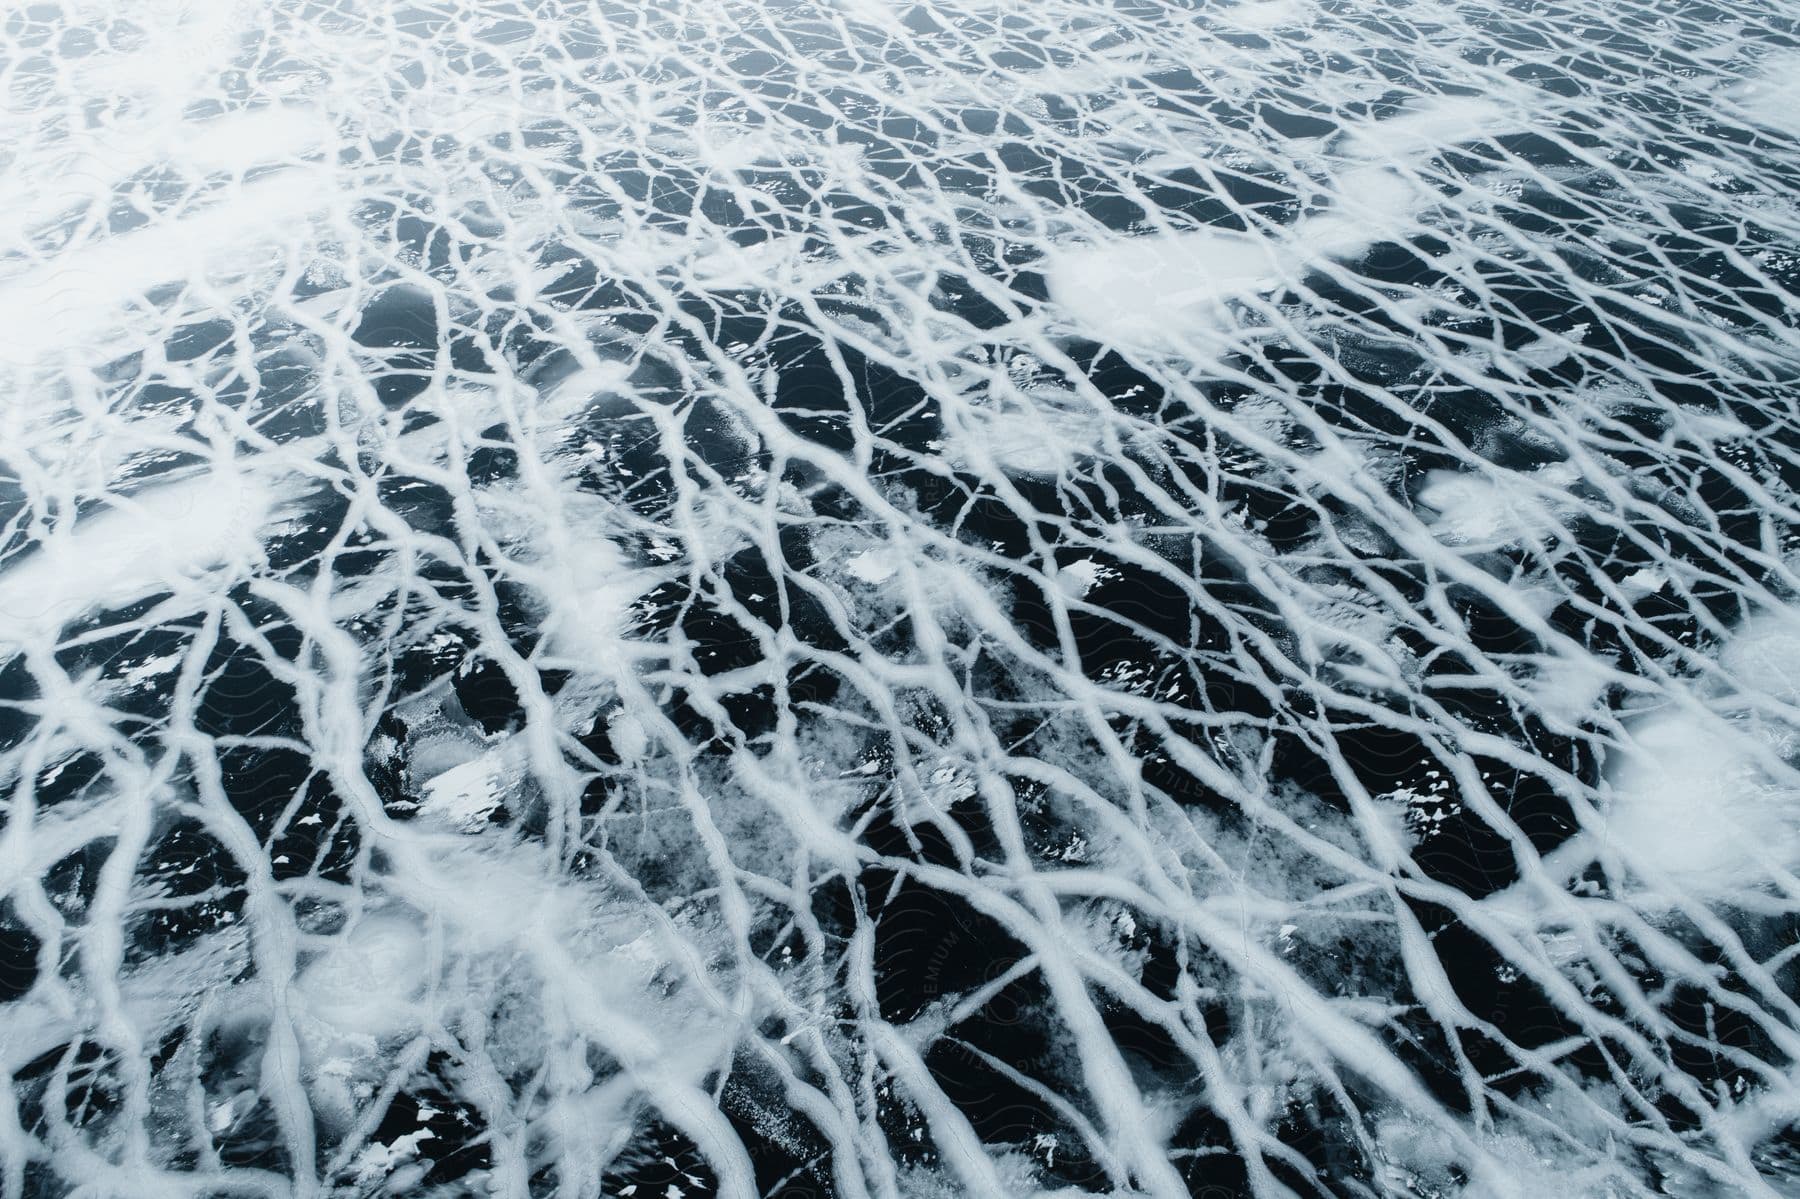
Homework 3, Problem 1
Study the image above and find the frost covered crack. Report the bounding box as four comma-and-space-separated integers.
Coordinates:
3, 0, 1800, 1196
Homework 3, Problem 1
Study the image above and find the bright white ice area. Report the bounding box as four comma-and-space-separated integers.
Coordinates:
1599, 709, 1800, 901
0, 1, 1797, 1196
0, 464, 291, 639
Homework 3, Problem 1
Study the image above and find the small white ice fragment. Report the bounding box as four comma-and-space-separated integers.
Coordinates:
418, 753, 510, 831
844, 550, 897, 584
607, 709, 650, 763
1058, 558, 1104, 598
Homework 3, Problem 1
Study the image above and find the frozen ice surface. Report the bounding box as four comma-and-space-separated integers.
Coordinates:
2, 0, 1800, 1196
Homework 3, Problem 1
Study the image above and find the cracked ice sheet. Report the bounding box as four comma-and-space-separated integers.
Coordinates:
2, 0, 1800, 1197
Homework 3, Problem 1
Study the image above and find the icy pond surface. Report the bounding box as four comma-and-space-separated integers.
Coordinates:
2, 0, 1800, 1195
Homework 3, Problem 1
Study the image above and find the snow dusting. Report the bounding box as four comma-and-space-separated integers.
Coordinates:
2, 0, 1800, 1196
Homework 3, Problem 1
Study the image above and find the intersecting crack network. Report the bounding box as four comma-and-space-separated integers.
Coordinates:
3, 0, 1800, 1196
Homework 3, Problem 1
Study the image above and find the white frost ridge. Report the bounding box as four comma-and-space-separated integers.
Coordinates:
0, 0, 1797, 1197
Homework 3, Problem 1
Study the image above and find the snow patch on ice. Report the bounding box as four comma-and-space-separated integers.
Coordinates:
1415, 462, 1579, 548
0, 463, 296, 638
1727, 52, 1800, 138
1044, 229, 1287, 349
844, 550, 898, 585
418, 751, 514, 831
1598, 709, 1799, 900
298, 916, 432, 1044
1721, 611, 1800, 706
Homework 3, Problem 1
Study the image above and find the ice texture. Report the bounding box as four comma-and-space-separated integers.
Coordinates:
2, 0, 1800, 1196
